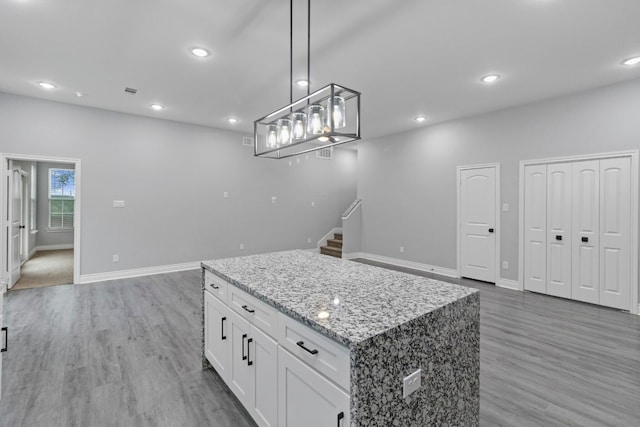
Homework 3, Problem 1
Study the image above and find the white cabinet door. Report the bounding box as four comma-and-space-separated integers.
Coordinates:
460, 167, 497, 283
572, 161, 600, 304
524, 165, 547, 293
228, 309, 253, 407
546, 163, 572, 299
204, 291, 231, 382
599, 157, 631, 310
250, 325, 278, 427
278, 347, 350, 427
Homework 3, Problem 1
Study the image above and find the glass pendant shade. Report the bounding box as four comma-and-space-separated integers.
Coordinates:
266, 124, 278, 148
307, 104, 325, 135
327, 96, 346, 129
292, 112, 307, 140
277, 118, 292, 145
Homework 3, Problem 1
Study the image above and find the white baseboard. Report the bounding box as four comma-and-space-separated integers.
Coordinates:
317, 227, 343, 249
35, 244, 74, 252
78, 261, 200, 284
496, 278, 521, 291
345, 252, 459, 278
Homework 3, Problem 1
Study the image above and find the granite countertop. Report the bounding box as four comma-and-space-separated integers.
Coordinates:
202, 250, 478, 348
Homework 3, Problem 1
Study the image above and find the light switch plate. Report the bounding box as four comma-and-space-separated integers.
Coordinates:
502, 203, 509, 212
403, 369, 421, 398
113, 200, 125, 208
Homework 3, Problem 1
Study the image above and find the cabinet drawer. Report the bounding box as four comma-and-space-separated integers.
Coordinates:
278, 314, 350, 391
203, 270, 228, 303
228, 285, 278, 339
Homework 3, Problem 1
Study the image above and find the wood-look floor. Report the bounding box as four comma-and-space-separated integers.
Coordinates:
0, 263, 639, 426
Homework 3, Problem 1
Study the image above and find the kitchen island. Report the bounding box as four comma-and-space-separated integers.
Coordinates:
201, 250, 479, 426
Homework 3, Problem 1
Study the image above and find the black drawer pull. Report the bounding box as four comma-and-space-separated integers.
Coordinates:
210, 283, 220, 289
582, 237, 589, 243
296, 340, 318, 355
242, 305, 255, 314
337, 411, 344, 426
1, 327, 7, 353
242, 334, 248, 361
221, 317, 227, 340
247, 338, 253, 366
556, 235, 562, 241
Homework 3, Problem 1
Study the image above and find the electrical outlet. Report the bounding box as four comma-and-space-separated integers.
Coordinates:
223, 191, 228, 199
271, 196, 277, 204
112, 254, 119, 263
240, 243, 245, 250
311, 201, 315, 207
400, 246, 405, 253
503, 261, 509, 270
307, 237, 312, 244
403, 369, 421, 398
503, 203, 509, 212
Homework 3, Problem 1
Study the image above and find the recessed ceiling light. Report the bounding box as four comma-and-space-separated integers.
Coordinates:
296, 80, 309, 87
227, 117, 239, 124
415, 115, 427, 122
622, 56, 640, 66
150, 104, 164, 111
481, 74, 501, 84
191, 47, 210, 58
38, 81, 56, 90
75, 91, 85, 97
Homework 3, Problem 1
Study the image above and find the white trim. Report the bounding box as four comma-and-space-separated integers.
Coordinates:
342, 251, 365, 260
78, 261, 200, 284
1, 153, 82, 287
34, 244, 74, 252
317, 227, 343, 250
457, 163, 501, 284
496, 278, 520, 291
519, 150, 639, 314
341, 199, 362, 220
347, 252, 459, 278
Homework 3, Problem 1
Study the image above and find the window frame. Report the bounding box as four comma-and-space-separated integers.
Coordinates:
48, 168, 75, 230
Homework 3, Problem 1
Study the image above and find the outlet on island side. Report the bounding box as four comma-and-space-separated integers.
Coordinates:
403, 369, 421, 398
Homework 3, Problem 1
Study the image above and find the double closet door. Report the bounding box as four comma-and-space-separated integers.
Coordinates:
523, 156, 632, 310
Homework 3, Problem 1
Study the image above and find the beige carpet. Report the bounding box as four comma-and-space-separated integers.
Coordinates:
12, 249, 74, 291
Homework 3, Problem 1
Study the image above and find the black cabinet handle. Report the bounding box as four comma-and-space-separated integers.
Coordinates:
556, 235, 562, 241
242, 334, 248, 361
337, 411, 344, 426
210, 283, 220, 289
1, 327, 7, 353
582, 237, 589, 243
296, 340, 318, 355
247, 338, 253, 366
221, 317, 227, 340
242, 305, 255, 314
488, 228, 494, 233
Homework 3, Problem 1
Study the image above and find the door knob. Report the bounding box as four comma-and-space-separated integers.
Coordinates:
582, 237, 589, 243
19, 225, 25, 229
488, 228, 494, 233
556, 235, 562, 241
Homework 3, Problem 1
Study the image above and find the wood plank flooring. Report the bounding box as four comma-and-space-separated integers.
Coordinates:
1, 263, 639, 426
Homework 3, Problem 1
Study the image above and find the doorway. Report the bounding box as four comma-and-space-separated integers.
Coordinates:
2, 154, 81, 289
457, 163, 501, 283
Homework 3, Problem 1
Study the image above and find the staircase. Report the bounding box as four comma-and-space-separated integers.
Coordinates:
320, 232, 343, 258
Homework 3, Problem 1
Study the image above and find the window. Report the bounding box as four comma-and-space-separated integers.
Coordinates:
49, 168, 75, 229
30, 164, 37, 230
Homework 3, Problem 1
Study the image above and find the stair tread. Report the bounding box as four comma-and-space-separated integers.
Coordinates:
334, 233, 343, 240
320, 245, 342, 258
327, 239, 343, 248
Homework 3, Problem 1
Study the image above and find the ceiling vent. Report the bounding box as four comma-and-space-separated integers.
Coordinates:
124, 87, 138, 95
316, 147, 333, 160
242, 137, 253, 147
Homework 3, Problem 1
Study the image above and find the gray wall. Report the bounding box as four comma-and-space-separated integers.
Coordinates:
0, 92, 357, 276
35, 161, 75, 249
357, 78, 640, 296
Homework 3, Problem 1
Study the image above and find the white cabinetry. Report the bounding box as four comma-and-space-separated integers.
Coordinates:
523, 155, 633, 310
203, 270, 351, 427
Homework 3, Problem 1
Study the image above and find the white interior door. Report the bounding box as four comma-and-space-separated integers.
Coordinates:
546, 163, 572, 299
599, 157, 631, 310
571, 161, 600, 304
523, 164, 547, 293
8, 168, 23, 287
460, 166, 497, 283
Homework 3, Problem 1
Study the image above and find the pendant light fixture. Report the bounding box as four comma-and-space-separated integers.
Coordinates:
253, 0, 361, 159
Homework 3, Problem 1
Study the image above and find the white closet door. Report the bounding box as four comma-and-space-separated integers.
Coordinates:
524, 165, 547, 293
546, 163, 572, 299
599, 157, 631, 310
571, 161, 600, 304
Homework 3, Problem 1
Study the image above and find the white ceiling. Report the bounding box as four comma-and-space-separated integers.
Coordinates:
1, 0, 640, 140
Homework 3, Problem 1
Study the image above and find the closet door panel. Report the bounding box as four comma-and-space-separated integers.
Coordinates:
599, 157, 631, 310
524, 165, 547, 293
546, 163, 572, 299
571, 161, 599, 304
